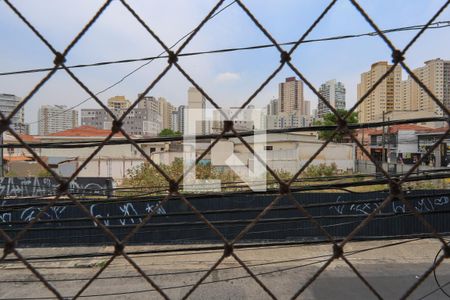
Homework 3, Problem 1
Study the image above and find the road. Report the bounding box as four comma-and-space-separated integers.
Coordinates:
1, 239, 450, 299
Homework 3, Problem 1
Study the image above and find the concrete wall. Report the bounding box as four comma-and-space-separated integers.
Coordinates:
214, 139, 354, 174
76, 157, 145, 182
298, 142, 355, 171
40, 144, 142, 159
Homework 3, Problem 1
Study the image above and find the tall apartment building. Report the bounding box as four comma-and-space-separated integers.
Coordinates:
0, 93, 27, 134
158, 97, 175, 130
266, 98, 278, 115
138, 96, 159, 114
177, 105, 186, 134
317, 79, 346, 118
138, 95, 175, 131
268, 77, 310, 129
407, 58, 450, 115
303, 100, 311, 116
187, 87, 206, 135
278, 77, 305, 115
171, 110, 179, 133
398, 78, 414, 112
38, 105, 78, 135
107, 96, 131, 110
357, 61, 402, 123
170, 105, 186, 134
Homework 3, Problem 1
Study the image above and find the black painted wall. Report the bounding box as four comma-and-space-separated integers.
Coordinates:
1, 190, 449, 246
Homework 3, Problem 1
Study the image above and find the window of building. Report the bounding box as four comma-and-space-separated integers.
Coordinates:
264, 146, 273, 150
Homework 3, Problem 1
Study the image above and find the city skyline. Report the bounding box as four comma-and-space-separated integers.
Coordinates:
1, 4, 450, 298
1, 1, 450, 133
2, 54, 449, 135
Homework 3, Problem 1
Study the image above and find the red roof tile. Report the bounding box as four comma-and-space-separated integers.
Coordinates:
18, 134, 39, 142
49, 126, 123, 137
367, 124, 434, 135
3, 155, 34, 161
417, 126, 449, 134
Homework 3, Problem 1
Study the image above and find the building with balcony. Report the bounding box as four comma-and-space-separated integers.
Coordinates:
0, 93, 27, 134
317, 79, 346, 118
38, 105, 78, 135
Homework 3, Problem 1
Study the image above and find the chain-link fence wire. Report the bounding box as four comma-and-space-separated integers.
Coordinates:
1, 0, 450, 298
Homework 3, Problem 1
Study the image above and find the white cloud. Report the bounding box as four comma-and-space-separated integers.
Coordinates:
215, 72, 241, 82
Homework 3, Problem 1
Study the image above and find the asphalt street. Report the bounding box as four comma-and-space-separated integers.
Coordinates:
1, 239, 450, 299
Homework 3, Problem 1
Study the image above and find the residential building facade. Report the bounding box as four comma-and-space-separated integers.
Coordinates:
107, 96, 131, 110
357, 61, 402, 123
0, 93, 27, 134
171, 110, 179, 133
266, 77, 311, 129
317, 79, 346, 118
266, 98, 278, 116
266, 113, 312, 129
278, 77, 305, 115
408, 58, 450, 115
158, 97, 175, 130
187, 87, 206, 135
38, 105, 79, 135
303, 100, 311, 116
81, 107, 161, 136
138, 96, 159, 114
177, 105, 186, 134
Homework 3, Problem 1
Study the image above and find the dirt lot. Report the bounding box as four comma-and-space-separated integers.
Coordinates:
1, 239, 450, 299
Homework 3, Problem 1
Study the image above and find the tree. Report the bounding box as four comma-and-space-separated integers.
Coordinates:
123, 158, 293, 193
313, 109, 358, 142
158, 128, 181, 137
124, 158, 240, 194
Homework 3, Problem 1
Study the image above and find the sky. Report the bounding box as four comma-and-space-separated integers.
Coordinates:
1, 0, 450, 134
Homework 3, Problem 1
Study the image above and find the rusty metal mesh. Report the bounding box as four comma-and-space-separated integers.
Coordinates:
1, 0, 450, 299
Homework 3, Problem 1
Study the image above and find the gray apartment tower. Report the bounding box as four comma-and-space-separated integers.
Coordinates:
317, 79, 346, 118
38, 105, 78, 135
0, 93, 27, 134
266, 98, 278, 116
81, 95, 161, 136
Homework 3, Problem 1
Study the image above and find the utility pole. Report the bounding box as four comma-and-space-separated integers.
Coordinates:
387, 117, 391, 162
381, 111, 386, 164
0, 132, 3, 177
387, 117, 391, 174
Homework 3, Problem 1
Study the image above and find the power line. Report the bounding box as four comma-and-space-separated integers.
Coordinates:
1, 1, 449, 298
8, 19, 449, 126
1, 172, 449, 213
2, 20, 450, 77
0, 237, 438, 299
5, 208, 449, 232
0, 238, 422, 284
3, 191, 450, 228
1, 166, 448, 201
22, 0, 237, 126
2, 116, 447, 149
2, 183, 448, 214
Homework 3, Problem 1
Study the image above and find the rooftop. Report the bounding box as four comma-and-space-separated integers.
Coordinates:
48, 126, 123, 137
366, 124, 437, 136
18, 134, 39, 142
